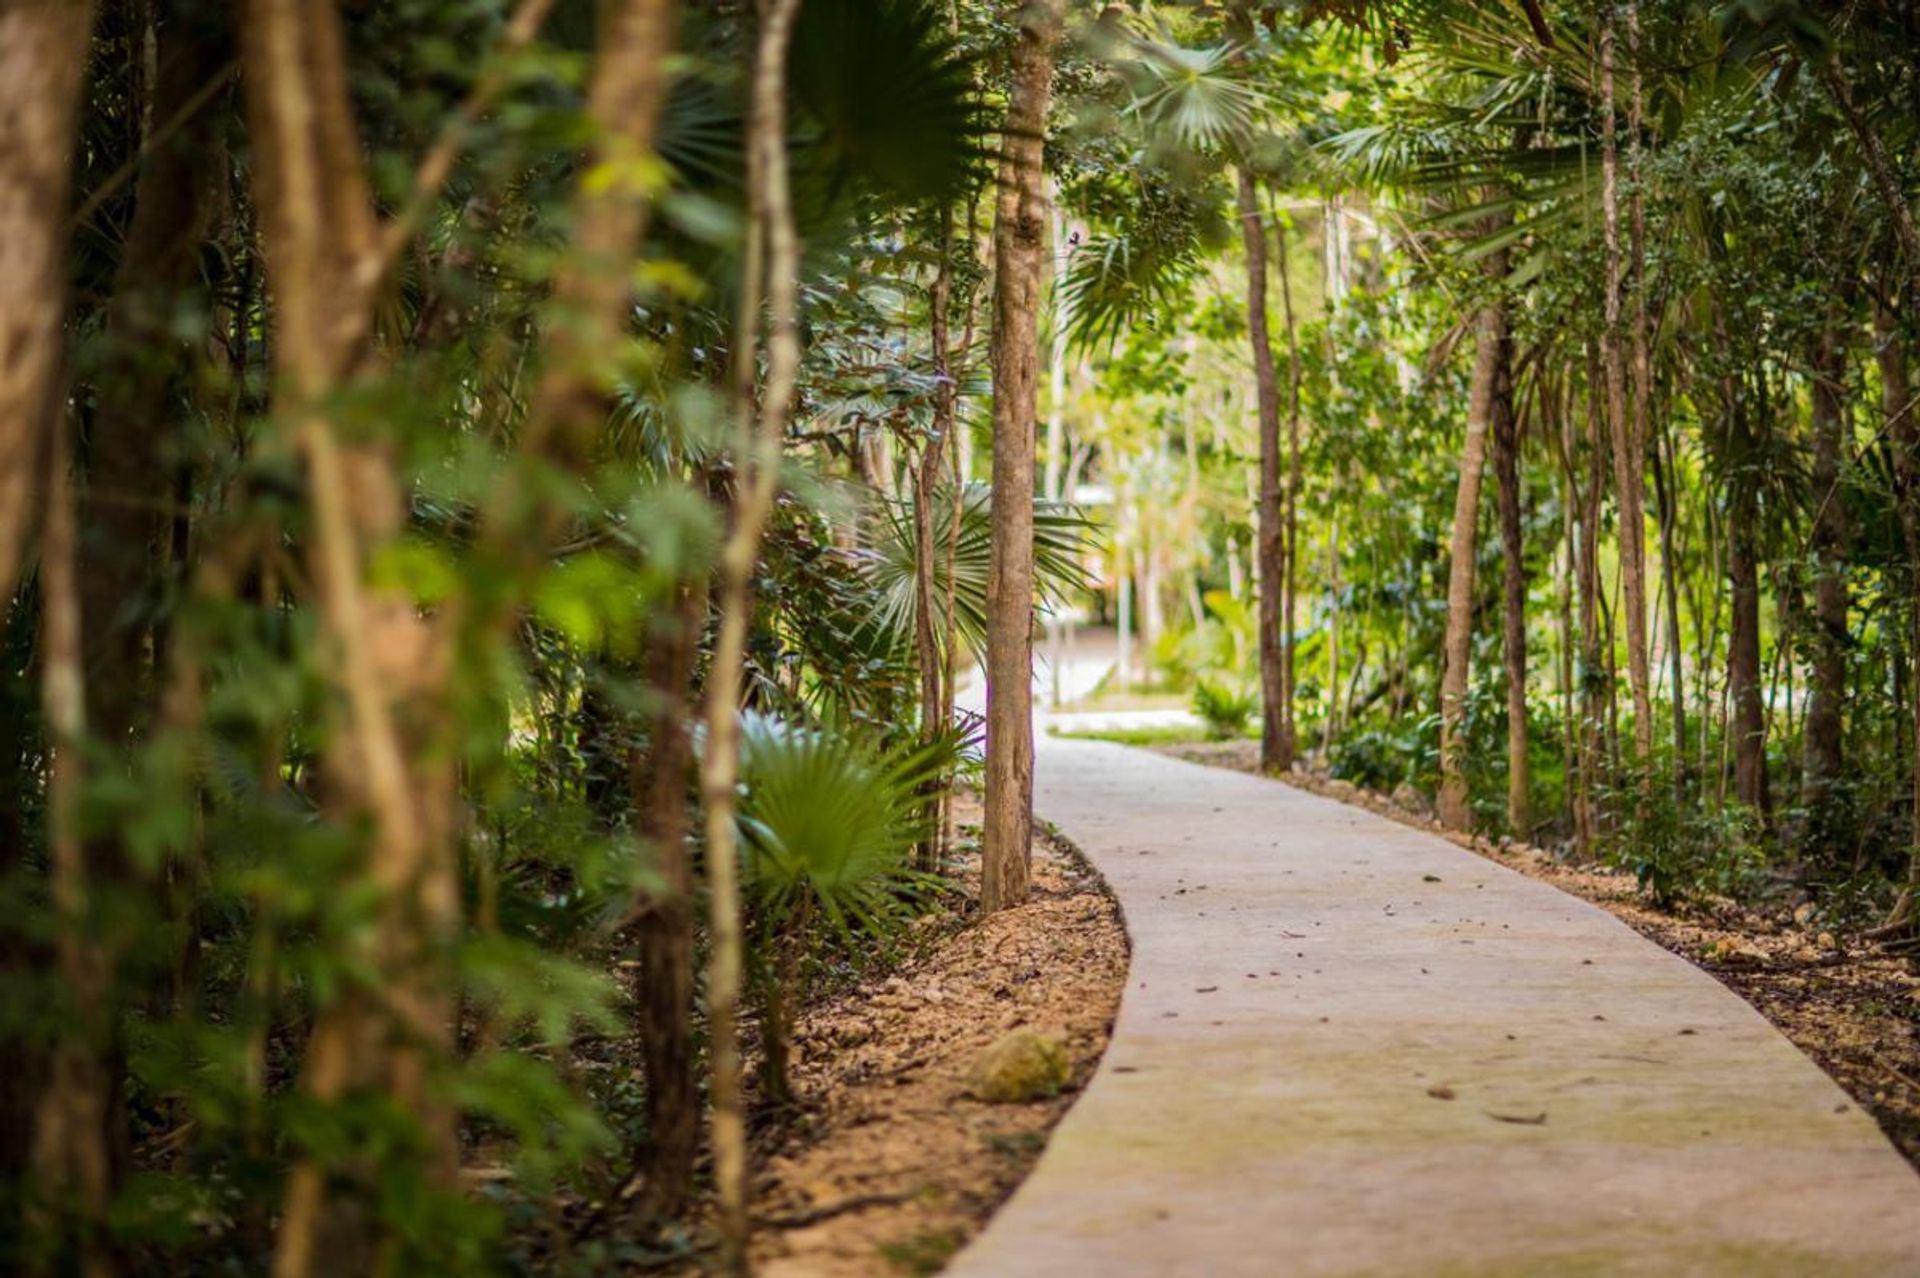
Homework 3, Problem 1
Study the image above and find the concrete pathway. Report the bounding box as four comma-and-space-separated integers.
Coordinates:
948, 735, 1920, 1277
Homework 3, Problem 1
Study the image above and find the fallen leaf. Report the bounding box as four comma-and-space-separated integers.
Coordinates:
1486, 1111, 1548, 1126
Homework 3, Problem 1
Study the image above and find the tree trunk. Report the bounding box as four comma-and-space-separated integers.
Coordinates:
240, 5, 466, 1270
245, 2, 657, 1270
1324, 515, 1343, 750
1874, 302, 1920, 923
629, 576, 707, 1219
912, 207, 956, 868
1277, 212, 1304, 763
82, 1, 228, 751
1438, 249, 1509, 831
519, 0, 681, 468
1727, 487, 1769, 815
35, 10, 232, 1255
1240, 166, 1291, 772
1802, 318, 1849, 815
1557, 410, 1580, 839
982, 0, 1062, 913
698, 2, 804, 1269
1600, 6, 1654, 774
0, 0, 96, 617
1490, 318, 1529, 837
1652, 412, 1688, 798
32, 409, 118, 1278
1579, 346, 1608, 844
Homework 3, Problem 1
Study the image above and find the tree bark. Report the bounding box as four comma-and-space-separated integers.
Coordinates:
1438, 248, 1509, 832
240, 6, 466, 1272
1875, 300, 1920, 924
629, 576, 707, 1218
913, 207, 956, 868
1490, 316, 1528, 837
1727, 475, 1769, 815
0, 0, 95, 618
701, 1, 804, 1268
1240, 166, 1291, 773
982, 0, 1062, 912
31, 409, 118, 1278
1579, 345, 1609, 844
1601, 5, 1654, 774
517, 0, 680, 469
1277, 206, 1304, 764
1802, 318, 1849, 813
82, 1, 228, 750
1652, 411, 1688, 798
32, 10, 230, 1259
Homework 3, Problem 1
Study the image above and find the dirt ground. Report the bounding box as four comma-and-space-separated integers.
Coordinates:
733, 797, 1129, 1277
1149, 738, 1920, 1172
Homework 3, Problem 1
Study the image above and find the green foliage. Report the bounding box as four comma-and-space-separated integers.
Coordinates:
1191, 677, 1257, 739
736, 712, 964, 938
1605, 788, 1768, 908
861, 482, 1095, 664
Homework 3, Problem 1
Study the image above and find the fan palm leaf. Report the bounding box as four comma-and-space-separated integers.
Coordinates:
858, 481, 1094, 660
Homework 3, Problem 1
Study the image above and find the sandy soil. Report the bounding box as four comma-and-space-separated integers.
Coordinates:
1148, 738, 1920, 1172
734, 798, 1129, 1277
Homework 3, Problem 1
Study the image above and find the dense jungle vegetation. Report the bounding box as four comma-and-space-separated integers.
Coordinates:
2, 0, 1918, 1273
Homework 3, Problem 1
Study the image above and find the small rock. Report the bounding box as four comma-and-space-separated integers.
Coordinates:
1703, 937, 1768, 965
1391, 782, 1434, 817
965, 1029, 1071, 1103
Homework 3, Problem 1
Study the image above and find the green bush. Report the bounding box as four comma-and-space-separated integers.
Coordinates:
1191, 678, 1257, 739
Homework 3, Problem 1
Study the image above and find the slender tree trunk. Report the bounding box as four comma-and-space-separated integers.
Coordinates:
1490, 317, 1529, 837
700, 2, 804, 1270
246, 3, 650, 1271
1278, 216, 1303, 760
1652, 411, 1688, 797
1557, 413, 1579, 839
241, 4, 453, 1271
1727, 490, 1769, 815
912, 207, 955, 868
1324, 515, 1343, 749
32, 409, 118, 1278
1240, 166, 1290, 771
1580, 348, 1608, 842
629, 576, 707, 1218
1600, 6, 1654, 774
1438, 243, 1510, 831
937, 193, 984, 854
38, 12, 232, 1251
0, 0, 96, 616
519, 0, 681, 468
1044, 192, 1069, 710
1876, 303, 1920, 925
82, 2, 229, 751
982, 0, 1062, 912
1803, 317, 1849, 815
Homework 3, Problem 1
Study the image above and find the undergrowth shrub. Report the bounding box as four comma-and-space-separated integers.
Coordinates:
1190, 678, 1256, 739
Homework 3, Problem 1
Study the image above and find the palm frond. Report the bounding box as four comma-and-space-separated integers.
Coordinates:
859, 481, 1094, 661
735, 712, 969, 936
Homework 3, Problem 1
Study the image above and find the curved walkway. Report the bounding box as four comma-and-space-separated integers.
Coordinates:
948, 734, 1920, 1277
